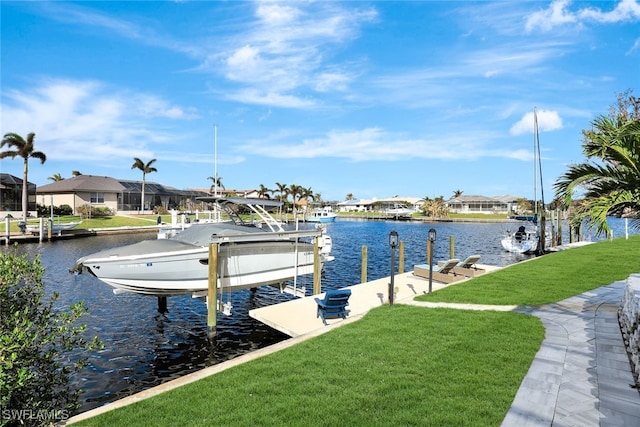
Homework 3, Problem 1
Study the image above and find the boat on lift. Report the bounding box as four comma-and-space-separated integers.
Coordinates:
73, 197, 334, 297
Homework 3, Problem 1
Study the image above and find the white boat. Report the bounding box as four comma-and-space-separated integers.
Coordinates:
306, 207, 337, 223
385, 204, 415, 219
27, 220, 82, 235
73, 197, 334, 297
501, 223, 540, 254
501, 108, 548, 254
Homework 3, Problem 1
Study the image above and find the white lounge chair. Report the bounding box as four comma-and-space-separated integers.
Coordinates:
452, 255, 485, 277
413, 258, 464, 284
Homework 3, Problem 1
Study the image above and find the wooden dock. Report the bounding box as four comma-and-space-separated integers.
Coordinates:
249, 264, 499, 337
0, 227, 158, 245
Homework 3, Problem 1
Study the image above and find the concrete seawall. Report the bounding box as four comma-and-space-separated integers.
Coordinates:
619, 275, 640, 386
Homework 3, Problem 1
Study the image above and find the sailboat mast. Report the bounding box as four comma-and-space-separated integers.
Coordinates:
536, 112, 545, 211
214, 125, 218, 197
533, 108, 538, 218
534, 107, 546, 253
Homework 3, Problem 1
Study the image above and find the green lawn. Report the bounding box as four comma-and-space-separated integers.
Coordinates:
74, 307, 543, 426
69, 236, 640, 426
416, 236, 640, 306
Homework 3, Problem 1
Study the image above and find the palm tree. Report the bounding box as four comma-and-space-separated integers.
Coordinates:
71, 170, 82, 176
298, 186, 315, 217
273, 182, 288, 217
274, 182, 288, 203
453, 189, 463, 198
554, 92, 640, 236
0, 132, 47, 220
257, 184, 271, 199
422, 196, 448, 218
345, 193, 354, 201
131, 157, 158, 212
288, 184, 303, 217
207, 175, 224, 195
48, 173, 64, 182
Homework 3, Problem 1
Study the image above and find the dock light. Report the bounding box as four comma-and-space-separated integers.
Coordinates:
428, 228, 436, 294
389, 231, 398, 305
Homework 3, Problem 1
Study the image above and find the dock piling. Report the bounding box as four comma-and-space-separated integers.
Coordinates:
313, 237, 321, 295
207, 243, 219, 338
449, 235, 455, 259
157, 296, 168, 313
361, 246, 368, 284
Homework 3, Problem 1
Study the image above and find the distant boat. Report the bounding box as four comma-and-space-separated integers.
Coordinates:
73, 197, 334, 297
508, 215, 537, 223
384, 204, 415, 220
27, 220, 82, 235
306, 207, 337, 223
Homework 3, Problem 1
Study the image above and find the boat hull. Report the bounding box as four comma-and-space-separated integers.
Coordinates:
306, 216, 336, 223
78, 239, 320, 296
501, 236, 538, 254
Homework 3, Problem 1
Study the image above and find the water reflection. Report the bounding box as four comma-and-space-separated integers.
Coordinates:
2, 217, 635, 412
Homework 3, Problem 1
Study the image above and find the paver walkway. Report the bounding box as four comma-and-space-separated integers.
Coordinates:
501, 281, 640, 426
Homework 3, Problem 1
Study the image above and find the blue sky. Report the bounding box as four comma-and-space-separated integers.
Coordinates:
1, 1, 639, 202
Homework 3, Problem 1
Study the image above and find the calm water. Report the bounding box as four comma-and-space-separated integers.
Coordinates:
3, 217, 635, 413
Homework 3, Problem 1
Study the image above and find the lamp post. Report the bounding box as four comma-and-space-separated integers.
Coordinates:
389, 230, 398, 305
428, 228, 436, 294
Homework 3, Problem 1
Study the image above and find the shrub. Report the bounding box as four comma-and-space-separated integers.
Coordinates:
154, 205, 169, 215
58, 204, 73, 216
36, 204, 74, 217
0, 248, 101, 426
76, 205, 112, 219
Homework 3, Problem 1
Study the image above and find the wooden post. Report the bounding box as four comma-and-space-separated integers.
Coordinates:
47, 218, 52, 240
549, 210, 556, 248
426, 238, 431, 264
569, 225, 574, 243
398, 241, 405, 273
449, 235, 455, 259
539, 211, 546, 254
361, 246, 368, 284
207, 243, 218, 338
556, 209, 562, 246
313, 237, 321, 295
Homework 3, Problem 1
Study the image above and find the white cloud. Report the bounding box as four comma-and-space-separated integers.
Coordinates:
0, 79, 196, 161
525, 0, 577, 32
225, 88, 316, 108
526, 0, 640, 32
510, 110, 563, 135
578, 0, 640, 23
215, 2, 378, 108
255, 3, 300, 25
239, 127, 533, 162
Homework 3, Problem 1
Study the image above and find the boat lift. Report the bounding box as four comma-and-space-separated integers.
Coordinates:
203, 229, 324, 338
